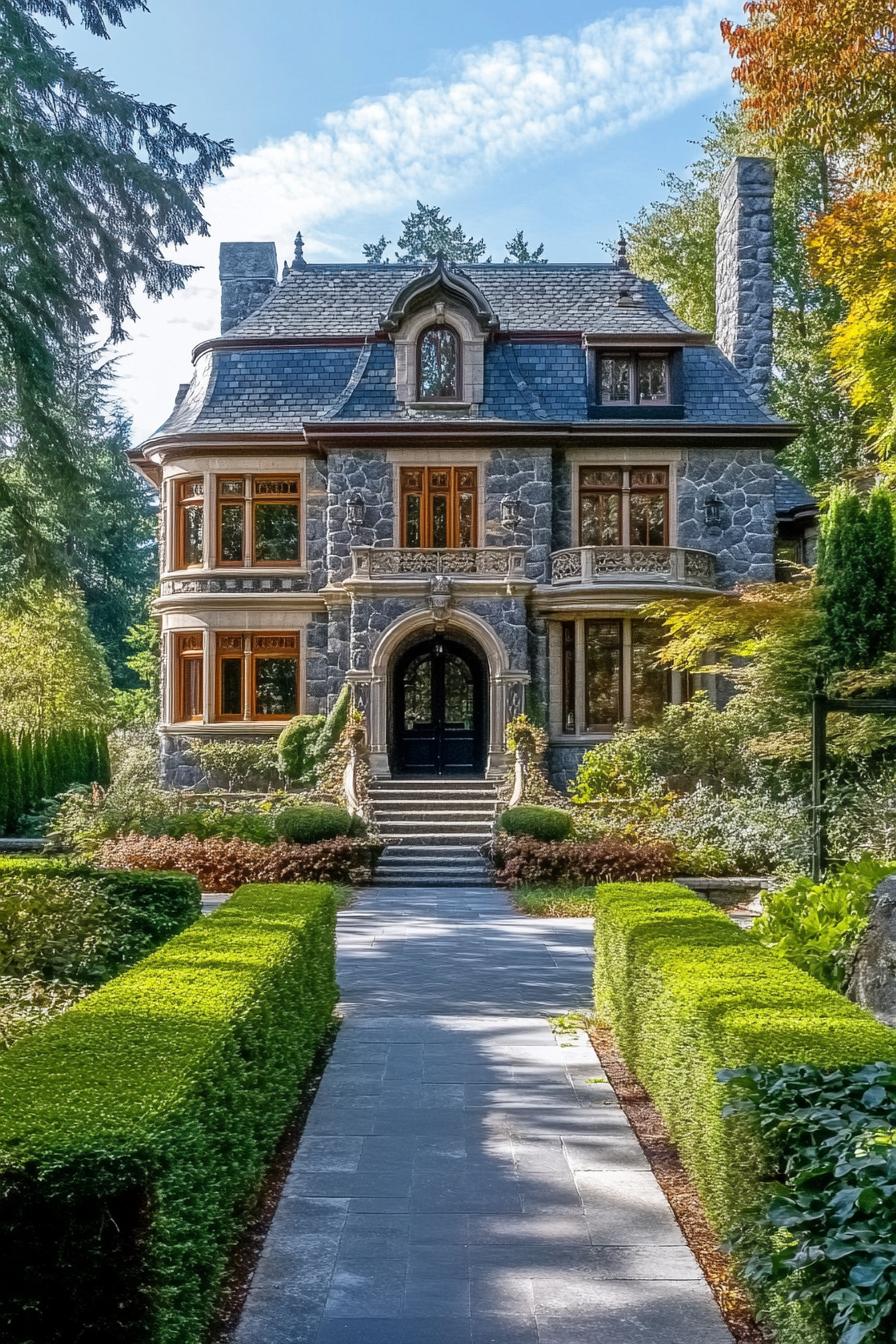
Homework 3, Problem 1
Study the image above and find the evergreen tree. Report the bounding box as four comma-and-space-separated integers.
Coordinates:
96, 731, 112, 788
0, 733, 9, 835
504, 230, 546, 263
30, 730, 48, 802
4, 737, 22, 834
17, 734, 34, 813
0, 1, 231, 574
363, 205, 545, 266
817, 485, 896, 676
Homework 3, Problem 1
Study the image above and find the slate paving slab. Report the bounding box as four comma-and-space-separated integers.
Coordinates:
236, 885, 733, 1343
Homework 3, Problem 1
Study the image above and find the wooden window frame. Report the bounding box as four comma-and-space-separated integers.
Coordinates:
399, 466, 478, 548
597, 352, 670, 407
557, 617, 679, 736
216, 478, 246, 567
583, 618, 624, 732
251, 475, 301, 568
176, 477, 205, 569
417, 325, 462, 401
578, 466, 669, 547
174, 632, 204, 723
214, 631, 300, 722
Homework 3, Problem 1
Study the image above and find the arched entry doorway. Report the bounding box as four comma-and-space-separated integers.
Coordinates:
392, 635, 486, 776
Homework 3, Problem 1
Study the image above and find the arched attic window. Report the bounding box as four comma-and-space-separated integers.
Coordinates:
417, 325, 461, 400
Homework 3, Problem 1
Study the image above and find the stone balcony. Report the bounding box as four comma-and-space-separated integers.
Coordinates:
549, 545, 716, 589
350, 546, 528, 579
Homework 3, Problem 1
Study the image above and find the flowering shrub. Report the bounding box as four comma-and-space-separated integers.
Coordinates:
492, 835, 675, 888
96, 834, 382, 890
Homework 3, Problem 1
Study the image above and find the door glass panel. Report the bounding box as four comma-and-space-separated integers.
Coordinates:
431, 495, 448, 549
254, 503, 300, 562
220, 658, 243, 716
444, 655, 473, 728
580, 492, 621, 546
403, 655, 432, 728
404, 493, 421, 548
630, 493, 666, 546
631, 621, 669, 723
584, 620, 622, 728
254, 657, 297, 716
219, 503, 244, 562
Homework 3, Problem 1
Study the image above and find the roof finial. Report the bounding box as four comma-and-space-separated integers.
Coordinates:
615, 228, 630, 270
281, 260, 289, 282
292, 230, 306, 269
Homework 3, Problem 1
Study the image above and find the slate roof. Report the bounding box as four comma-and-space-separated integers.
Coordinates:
775, 468, 817, 517
223, 262, 703, 340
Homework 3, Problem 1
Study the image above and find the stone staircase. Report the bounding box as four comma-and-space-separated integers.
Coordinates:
369, 778, 499, 887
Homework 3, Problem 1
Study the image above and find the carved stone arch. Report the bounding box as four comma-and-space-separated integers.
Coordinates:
357, 605, 527, 779
382, 259, 497, 407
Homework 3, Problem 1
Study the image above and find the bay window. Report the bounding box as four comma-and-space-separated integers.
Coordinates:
556, 617, 674, 734
215, 632, 299, 721
176, 478, 204, 568
174, 632, 204, 722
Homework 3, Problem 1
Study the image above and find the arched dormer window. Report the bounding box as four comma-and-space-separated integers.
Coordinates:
417, 325, 460, 400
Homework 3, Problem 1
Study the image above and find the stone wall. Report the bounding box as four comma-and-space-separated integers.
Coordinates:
715, 157, 774, 404
305, 611, 330, 713
548, 743, 588, 791
552, 456, 573, 551
327, 451, 393, 585
485, 449, 552, 582
678, 448, 777, 586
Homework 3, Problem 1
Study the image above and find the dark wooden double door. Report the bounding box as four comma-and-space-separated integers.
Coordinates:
393, 637, 485, 776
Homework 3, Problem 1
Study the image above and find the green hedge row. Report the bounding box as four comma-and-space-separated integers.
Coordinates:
593, 881, 896, 1341
0, 861, 201, 984
0, 728, 111, 835
0, 881, 338, 1343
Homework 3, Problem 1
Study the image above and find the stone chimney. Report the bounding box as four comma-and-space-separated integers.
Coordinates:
715, 156, 774, 402
219, 242, 278, 334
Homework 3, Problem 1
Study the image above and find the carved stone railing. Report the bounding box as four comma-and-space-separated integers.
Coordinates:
351, 546, 527, 578
549, 545, 716, 588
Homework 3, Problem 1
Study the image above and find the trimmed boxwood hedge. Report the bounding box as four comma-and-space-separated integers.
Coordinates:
497, 804, 573, 841
593, 881, 896, 1341
0, 881, 338, 1344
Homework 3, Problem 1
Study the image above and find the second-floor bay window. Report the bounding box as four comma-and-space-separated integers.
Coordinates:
176, 478, 205, 567
213, 474, 301, 568
579, 467, 668, 547
400, 467, 477, 548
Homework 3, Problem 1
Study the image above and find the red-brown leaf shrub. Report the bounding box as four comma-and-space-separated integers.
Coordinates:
492, 835, 675, 888
96, 834, 382, 891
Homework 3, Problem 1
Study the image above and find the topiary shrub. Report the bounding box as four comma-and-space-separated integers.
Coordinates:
272, 803, 360, 843
593, 880, 896, 1344
0, 881, 338, 1344
276, 713, 325, 786
498, 804, 572, 842
311, 685, 351, 769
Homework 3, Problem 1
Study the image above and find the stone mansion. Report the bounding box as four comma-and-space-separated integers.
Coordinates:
129, 157, 814, 787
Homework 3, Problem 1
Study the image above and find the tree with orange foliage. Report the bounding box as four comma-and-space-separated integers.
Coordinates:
723, 1, 896, 455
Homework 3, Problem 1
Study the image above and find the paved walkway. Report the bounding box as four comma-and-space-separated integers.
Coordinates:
235, 886, 733, 1344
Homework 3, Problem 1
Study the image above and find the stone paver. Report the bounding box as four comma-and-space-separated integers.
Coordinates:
236, 886, 733, 1343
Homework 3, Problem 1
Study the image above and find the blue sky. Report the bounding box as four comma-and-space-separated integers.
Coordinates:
59, 0, 738, 436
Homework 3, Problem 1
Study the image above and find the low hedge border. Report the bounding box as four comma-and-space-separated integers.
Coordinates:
593, 881, 896, 1343
493, 835, 675, 887
0, 881, 338, 1343
96, 833, 382, 890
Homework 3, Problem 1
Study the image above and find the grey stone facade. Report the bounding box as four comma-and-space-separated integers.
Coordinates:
143, 156, 809, 790
715, 156, 775, 403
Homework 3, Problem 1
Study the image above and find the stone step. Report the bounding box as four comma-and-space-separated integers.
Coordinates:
369, 790, 499, 802
373, 807, 497, 821
376, 820, 495, 834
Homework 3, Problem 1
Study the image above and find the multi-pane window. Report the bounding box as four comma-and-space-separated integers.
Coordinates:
217, 478, 246, 563
400, 467, 477, 548
557, 618, 674, 734
176, 478, 205, 567
418, 326, 460, 400
216, 632, 299, 721
599, 354, 669, 405
579, 467, 668, 547
175, 632, 203, 721
253, 477, 301, 564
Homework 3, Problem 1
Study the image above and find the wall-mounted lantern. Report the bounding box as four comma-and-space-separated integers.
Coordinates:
347, 493, 365, 537
501, 495, 521, 532
704, 493, 725, 530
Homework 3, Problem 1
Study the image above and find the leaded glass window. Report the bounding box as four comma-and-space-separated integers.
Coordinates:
418, 326, 460, 400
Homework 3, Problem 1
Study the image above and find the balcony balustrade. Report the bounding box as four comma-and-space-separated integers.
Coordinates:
549, 545, 716, 588
350, 546, 527, 578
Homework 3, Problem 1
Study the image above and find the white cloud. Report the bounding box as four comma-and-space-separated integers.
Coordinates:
122, 0, 731, 440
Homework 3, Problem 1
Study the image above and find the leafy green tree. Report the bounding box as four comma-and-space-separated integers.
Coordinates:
504, 230, 546, 263
0, 581, 113, 735
817, 485, 896, 675
626, 107, 862, 487
111, 603, 160, 726
363, 204, 546, 266
0, 0, 230, 572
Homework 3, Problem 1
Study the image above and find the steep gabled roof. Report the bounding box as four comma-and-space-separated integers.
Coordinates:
219, 262, 706, 342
